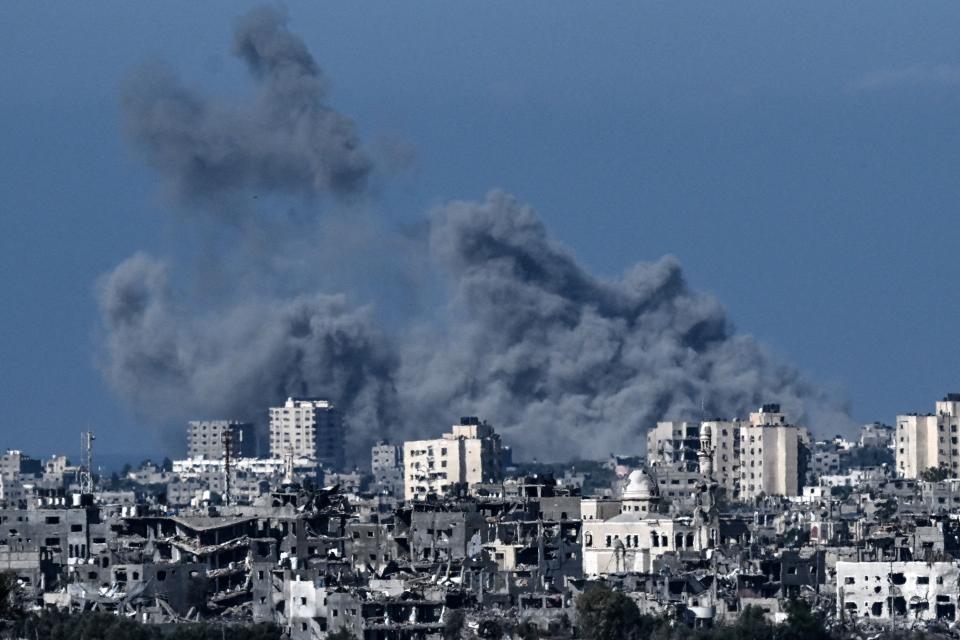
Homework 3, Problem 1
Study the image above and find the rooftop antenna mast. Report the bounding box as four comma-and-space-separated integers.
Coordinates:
79, 431, 95, 494
222, 428, 232, 507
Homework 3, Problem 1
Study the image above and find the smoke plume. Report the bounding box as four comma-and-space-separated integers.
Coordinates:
97, 5, 852, 463
121, 5, 371, 216
97, 252, 400, 452
400, 192, 849, 459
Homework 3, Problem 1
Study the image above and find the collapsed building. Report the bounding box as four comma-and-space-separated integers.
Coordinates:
5, 403, 960, 637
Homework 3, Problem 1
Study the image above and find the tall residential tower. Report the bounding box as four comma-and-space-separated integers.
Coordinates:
269, 398, 345, 470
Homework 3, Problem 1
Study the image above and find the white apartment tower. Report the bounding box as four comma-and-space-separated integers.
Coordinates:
896, 393, 960, 479
403, 417, 503, 501
269, 398, 345, 471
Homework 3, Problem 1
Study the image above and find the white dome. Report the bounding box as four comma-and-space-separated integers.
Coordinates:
623, 469, 657, 500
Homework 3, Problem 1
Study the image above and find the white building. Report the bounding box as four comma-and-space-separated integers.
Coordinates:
582, 470, 711, 575
896, 394, 960, 479
172, 457, 289, 479
269, 398, 345, 470
837, 560, 960, 622
402, 418, 502, 501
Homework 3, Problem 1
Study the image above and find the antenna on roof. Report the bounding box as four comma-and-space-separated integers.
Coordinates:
78, 431, 95, 494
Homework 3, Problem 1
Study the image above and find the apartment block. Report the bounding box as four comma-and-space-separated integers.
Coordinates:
187, 421, 256, 460
403, 417, 502, 501
269, 398, 345, 471
737, 405, 804, 499
647, 405, 807, 500
896, 393, 960, 479
371, 441, 403, 496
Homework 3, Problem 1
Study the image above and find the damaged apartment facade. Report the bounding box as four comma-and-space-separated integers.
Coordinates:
6, 398, 960, 636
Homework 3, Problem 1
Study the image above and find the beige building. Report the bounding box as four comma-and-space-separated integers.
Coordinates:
646, 405, 807, 500
737, 405, 804, 499
403, 418, 502, 501
269, 398, 344, 470
896, 394, 960, 479
645, 421, 701, 466
702, 420, 740, 497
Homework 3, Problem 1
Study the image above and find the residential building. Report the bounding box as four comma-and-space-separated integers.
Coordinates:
187, 421, 257, 460
370, 441, 403, 496
269, 398, 345, 470
646, 422, 700, 466
647, 406, 807, 500
703, 420, 740, 497
859, 422, 894, 449
738, 405, 805, 499
836, 561, 960, 621
402, 417, 502, 500
896, 394, 960, 479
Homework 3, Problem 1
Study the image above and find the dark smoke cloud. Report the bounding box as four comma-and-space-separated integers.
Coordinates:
98, 6, 853, 463
97, 252, 400, 453
121, 5, 371, 214
399, 191, 851, 459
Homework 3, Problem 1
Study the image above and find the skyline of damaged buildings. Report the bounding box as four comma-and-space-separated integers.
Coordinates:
3, 392, 960, 637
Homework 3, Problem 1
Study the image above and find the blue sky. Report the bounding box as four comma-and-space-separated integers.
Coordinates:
2, 2, 960, 457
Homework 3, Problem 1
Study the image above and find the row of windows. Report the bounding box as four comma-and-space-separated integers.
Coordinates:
583, 531, 696, 549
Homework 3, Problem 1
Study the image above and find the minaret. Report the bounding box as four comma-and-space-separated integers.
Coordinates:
698, 424, 714, 479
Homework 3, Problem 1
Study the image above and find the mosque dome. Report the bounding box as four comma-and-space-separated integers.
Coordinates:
622, 469, 658, 500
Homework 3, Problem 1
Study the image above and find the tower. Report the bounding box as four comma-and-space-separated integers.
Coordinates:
698, 424, 714, 479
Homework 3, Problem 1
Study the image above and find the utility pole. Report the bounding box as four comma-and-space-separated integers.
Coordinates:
222, 428, 232, 506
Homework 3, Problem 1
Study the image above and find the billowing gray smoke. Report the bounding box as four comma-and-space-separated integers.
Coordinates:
400, 192, 851, 459
121, 5, 370, 214
97, 252, 400, 453
98, 6, 852, 462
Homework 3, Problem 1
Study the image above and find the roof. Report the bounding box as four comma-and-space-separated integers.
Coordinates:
169, 515, 256, 532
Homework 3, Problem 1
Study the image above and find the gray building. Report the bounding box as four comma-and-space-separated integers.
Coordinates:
371, 441, 403, 495
187, 421, 257, 460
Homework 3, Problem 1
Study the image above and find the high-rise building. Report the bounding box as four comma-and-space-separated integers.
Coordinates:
269, 398, 345, 470
645, 422, 701, 466
896, 393, 960, 479
646, 404, 808, 500
187, 421, 257, 460
736, 405, 804, 499
403, 417, 503, 501
371, 441, 403, 496
702, 420, 741, 497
